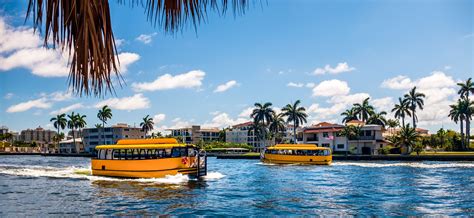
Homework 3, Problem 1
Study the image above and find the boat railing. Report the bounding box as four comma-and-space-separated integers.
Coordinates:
196, 150, 207, 178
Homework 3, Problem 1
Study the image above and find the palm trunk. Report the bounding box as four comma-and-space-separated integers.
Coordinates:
72, 127, 76, 152
293, 120, 297, 144
466, 118, 471, 150
412, 109, 416, 129
460, 119, 465, 151
401, 117, 405, 127
57, 128, 60, 151
102, 121, 105, 145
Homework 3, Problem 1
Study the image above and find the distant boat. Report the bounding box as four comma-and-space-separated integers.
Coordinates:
261, 144, 332, 165
91, 138, 207, 178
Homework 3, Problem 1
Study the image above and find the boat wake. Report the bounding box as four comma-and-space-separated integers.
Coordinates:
333, 162, 474, 169
0, 164, 225, 184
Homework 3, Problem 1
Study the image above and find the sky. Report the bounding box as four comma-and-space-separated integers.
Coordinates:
0, 0, 473, 134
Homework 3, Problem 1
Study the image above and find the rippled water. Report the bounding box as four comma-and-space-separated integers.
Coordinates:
0, 156, 473, 216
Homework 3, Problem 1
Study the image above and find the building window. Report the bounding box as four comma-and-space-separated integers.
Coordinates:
322, 143, 330, 147
337, 144, 345, 149
323, 132, 329, 138
380, 144, 383, 148
365, 130, 372, 136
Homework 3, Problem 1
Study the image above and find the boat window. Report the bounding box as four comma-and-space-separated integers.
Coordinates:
188, 147, 197, 157
171, 147, 188, 157
99, 149, 106, 159
106, 149, 113, 159
140, 149, 147, 159
112, 149, 120, 159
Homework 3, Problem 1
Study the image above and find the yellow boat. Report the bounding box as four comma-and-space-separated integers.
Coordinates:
261, 144, 332, 165
91, 138, 207, 178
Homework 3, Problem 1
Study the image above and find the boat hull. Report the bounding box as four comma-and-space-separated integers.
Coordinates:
91, 157, 199, 178
262, 154, 332, 165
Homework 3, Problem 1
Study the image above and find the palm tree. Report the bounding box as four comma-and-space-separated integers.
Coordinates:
404, 87, 426, 128
251, 102, 275, 126
339, 125, 362, 155
67, 112, 79, 148
341, 108, 358, 123
386, 119, 400, 136
50, 113, 67, 148
367, 111, 388, 128
457, 78, 474, 147
140, 115, 155, 137
75, 113, 87, 152
95, 124, 103, 128
269, 113, 286, 143
392, 124, 419, 155
449, 100, 465, 150
353, 98, 374, 122
97, 105, 113, 145
392, 97, 411, 127
26, 1, 251, 96
281, 100, 308, 143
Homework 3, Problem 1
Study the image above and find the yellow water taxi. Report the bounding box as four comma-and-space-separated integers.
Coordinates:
261, 144, 332, 165
91, 138, 207, 178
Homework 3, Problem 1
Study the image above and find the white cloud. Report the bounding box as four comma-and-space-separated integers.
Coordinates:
382, 71, 458, 127
49, 103, 84, 115
0, 18, 138, 77
95, 93, 150, 111
372, 97, 395, 113
136, 33, 157, 44
313, 62, 355, 75
287, 82, 304, 88
115, 39, 125, 47
306, 83, 316, 88
117, 52, 140, 73
312, 79, 350, 97
6, 98, 52, 113
202, 112, 247, 128
239, 107, 253, 118
153, 113, 166, 124
132, 70, 206, 92
214, 80, 238, 93
46, 90, 74, 102
381, 75, 414, 90
4, 93, 13, 99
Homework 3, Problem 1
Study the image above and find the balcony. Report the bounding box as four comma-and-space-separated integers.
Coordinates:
350, 136, 375, 141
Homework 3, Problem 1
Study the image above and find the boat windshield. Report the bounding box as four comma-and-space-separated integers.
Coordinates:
96, 147, 198, 160
265, 149, 331, 156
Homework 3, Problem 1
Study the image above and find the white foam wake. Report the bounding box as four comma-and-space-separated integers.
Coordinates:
0, 164, 223, 184
333, 162, 474, 169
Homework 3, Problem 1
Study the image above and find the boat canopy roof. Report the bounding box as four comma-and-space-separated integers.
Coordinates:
267, 144, 330, 150
95, 138, 194, 150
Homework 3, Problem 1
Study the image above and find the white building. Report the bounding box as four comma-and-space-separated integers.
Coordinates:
82, 123, 145, 153
59, 138, 84, 154
225, 121, 272, 152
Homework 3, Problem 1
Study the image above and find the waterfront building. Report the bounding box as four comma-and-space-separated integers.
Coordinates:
19, 126, 57, 151
82, 123, 145, 153
68, 130, 82, 139
168, 125, 220, 144
298, 121, 387, 155
225, 121, 269, 152
383, 127, 430, 137
59, 138, 84, 154
298, 122, 347, 152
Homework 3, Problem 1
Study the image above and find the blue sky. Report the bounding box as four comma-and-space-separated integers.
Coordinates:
0, 0, 472, 134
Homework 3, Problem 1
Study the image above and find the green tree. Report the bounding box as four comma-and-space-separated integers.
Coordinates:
248, 122, 268, 147
341, 108, 358, 124
281, 100, 308, 143
97, 105, 113, 145
403, 87, 425, 128
392, 97, 411, 127
67, 112, 79, 148
269, 113, 286, 143
353, 97, 374, 122
140, 115, 154, 137
50, 113, 67, 148
367, 111, 388, 128
392, 124, 419, 155
251, 102, 275, 126
449, 99, 468, 150
339, 125, 362, 155
457, 78, 474, 148
386, 119, 399, 136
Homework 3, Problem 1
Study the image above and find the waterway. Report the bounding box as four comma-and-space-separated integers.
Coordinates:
0, 156, 473, 216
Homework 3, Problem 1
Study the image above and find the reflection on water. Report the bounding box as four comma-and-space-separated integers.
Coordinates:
0, 156, 474, 216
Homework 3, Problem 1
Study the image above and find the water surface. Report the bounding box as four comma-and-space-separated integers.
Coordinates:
0, 156, 473, 216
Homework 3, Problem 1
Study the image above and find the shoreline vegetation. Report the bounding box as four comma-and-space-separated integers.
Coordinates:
1, 78, 473, 158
